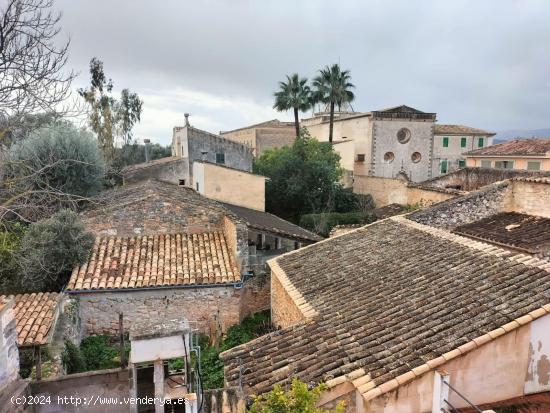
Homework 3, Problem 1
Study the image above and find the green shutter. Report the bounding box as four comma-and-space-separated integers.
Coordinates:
443, 137, 449, 148
460, 137, 467, 148
478, 137, 484, 148
458, 159, 466, 168
440, 160, 448, 174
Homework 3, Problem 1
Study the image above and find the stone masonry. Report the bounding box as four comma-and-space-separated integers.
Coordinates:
0, 298, 19, 392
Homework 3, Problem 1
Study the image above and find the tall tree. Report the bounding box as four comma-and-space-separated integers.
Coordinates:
273, 73, 311, 139
0, 0, 75, 129
312, 64, 355, 143
78, 58, 143, 160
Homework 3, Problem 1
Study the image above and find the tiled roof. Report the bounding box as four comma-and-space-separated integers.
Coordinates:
434, 124, 495, 136
67, 231, 240, 292
121, 156, 181, 173
220, 119, 294, 134
465, 138, 550, 156
0, 293, 61, 347
453, 212, 550, 256
220, 202, 323, 242
221, 217, 550, 397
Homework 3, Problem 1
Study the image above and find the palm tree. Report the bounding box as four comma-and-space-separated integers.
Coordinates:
312, 64, 355, 143
273, 73, 311, 139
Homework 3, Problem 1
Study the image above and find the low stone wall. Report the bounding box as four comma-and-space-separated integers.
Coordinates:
354, 175, 457, 207
417, 167, 550, 192
408, 181, 510, 229
73, 286, 243, 337
202, 387, 245, 413
240, 273, 270, 320
31, 369, 130, 413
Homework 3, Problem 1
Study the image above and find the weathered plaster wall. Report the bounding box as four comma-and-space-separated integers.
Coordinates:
372, 119, 434, 182
202, 387, 246, 413
504, 180, 550, 218
75, 286, 243, 336
361, 315, 550, 413
194, 162, 266, 211
467, 156, 550, 171
432, 134, 494, 177
122, 158, 189, 186
31, 369, 130, 413
270, 270, 304, 329
0, 299, 19, 392
408, 182, 509, 229
353, 175, 455, 208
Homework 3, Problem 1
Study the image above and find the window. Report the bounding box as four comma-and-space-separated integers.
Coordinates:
458, 159, 466, 168
442, 137, 449, 148
411, 152, 422, 163
440, 159, 448, 174
383, 152, 395, 163
460, 137, 467, 148
478, 137, 484, 148
481, 160, 492, 168
178, 179, 186, 186
356, 154, 365, 162
527, 161, 541, 171
256, 234, 263, 249
216, 152, 225, 164
397, 128, 411, 144
196, 182, 199, 191
494, 160, 514, 170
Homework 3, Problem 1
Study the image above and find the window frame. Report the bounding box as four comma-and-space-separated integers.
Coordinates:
527, 161, 541, 171
215, 152, 225, 164
442, 137, 449, 148
460, 137, 467, 148
480, 160, 492, 168
478, 137, 484, 148
440, 159, 448, 174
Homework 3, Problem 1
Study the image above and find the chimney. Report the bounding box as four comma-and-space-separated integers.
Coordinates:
184, 113, 190, 127
144, 139, 151, 163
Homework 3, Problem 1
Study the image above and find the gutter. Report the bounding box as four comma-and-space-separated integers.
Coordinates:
64, 281, 243, 295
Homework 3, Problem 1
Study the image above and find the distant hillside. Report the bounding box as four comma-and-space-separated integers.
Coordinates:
495, 128, 550, 142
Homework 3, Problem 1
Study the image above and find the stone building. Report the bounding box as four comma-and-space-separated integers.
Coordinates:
465, 138, 550, 171
220, 119, 296, 157
433, 124, 495, 175
123, 114, 253, 189
72, 180, 320, 336
222, 177, 550, 412
303, 106, 495, 183
303, 105, 437, 182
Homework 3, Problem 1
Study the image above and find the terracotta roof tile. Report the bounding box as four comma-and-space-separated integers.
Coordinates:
453, 212, 550, 256
434, 124, 495, 136
221, 217, 550, 395
465, 138, 550, 156
67, 231, 240, 292
0, 293, 60, 347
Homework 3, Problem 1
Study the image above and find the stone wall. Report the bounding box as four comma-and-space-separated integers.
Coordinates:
271, 270, 304, 329
372, 119, 434, 182
240, 273, 270, 320
256, 129, 295, 156
408, 182, 510, 229
503, 179, 550, 218
75, 286, 243, 336
223, 216, 249, 272
48, 296, 82, 376
418, 167, 550, 192
186, 127, 253, 183
31, 369, 130, 413
122, 157, 189, 186
202, 387, 246, 413
353, 175, 456, 208
0, 299, 19, 392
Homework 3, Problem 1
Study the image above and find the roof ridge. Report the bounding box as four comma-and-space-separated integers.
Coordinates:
394, 216, 550, 271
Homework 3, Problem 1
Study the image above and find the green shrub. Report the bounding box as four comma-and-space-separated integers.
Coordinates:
62, 340, 86, 374
200, 311, 273, 389
249, 378, 345, 413
80, 335, 120, 371
299, 211, 377, 237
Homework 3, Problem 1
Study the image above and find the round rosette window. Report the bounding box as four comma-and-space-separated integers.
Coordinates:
397, 128, 411, 144
384, 152, 395, 163
411, 152, 422, 163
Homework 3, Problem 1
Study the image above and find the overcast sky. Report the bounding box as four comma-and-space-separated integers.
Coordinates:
55, 0, 550, 145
